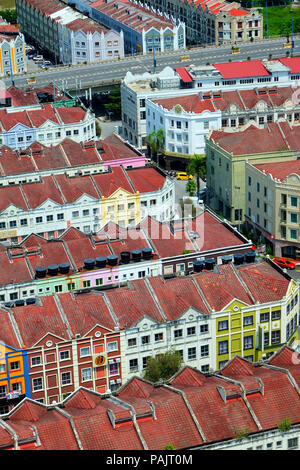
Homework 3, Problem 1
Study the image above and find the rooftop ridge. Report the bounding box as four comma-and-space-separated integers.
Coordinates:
59, 142, 72, 167
53, 294, 73, 339
143, 277, 168, 321
52, 174, 67, 204
54, 406, 83, 449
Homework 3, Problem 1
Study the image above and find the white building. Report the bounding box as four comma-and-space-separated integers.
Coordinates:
120, 57, 300, 149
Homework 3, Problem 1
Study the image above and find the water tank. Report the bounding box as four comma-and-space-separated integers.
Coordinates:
120, 252, 130, 264
84, 258, 95, 270
234, 253, 244, 265
221, 255, 232, 265
26, 298, 36, 305
48, 264, 59, 276
245, 251, 256, 263
193, 260, 205, 272
59, 263, 70, 274
95, 257, 107, 268
36, 266, 47, 278
15, 299, 25, 307
132, 249, 142, 262
107, 254, 118, 266
205, 258, 215, 270
142, 248, 152, 259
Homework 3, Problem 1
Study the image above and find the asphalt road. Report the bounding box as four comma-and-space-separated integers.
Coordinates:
4, 36, 300, 91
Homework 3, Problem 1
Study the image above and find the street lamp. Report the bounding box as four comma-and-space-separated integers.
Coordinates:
291, 8, 294, 57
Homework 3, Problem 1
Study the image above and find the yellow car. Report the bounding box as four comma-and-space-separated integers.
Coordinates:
177, 172, 193, 181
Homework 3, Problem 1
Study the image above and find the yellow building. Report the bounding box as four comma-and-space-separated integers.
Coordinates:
101, 188, 141, 227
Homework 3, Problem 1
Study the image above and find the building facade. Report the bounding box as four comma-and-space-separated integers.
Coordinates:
138, 0, 262, 45
0, 104, 96, 150
0, 31, 27, 77
90, 0, 185, 55
16, 0, 124, 64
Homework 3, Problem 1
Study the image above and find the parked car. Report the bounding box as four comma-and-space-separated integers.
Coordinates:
43, 60, 52, 66
33, 55, 43, 62
272, 257, 297, 270
177, 172, 193, 181
198, 188, 207, 199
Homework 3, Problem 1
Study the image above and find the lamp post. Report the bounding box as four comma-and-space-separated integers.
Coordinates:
291, 8, 294, 57
265, 0, 268, 39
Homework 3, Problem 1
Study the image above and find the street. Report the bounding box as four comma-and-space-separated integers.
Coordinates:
4, 35, 300, 90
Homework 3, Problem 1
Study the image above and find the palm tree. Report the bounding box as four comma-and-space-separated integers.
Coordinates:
186, 154, 206, 197
147, 129, 164, 164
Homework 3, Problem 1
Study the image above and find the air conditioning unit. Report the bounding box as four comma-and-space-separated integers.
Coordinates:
93, 353, 107, 367
110, 380, 116, 385
116, 379, 122, 384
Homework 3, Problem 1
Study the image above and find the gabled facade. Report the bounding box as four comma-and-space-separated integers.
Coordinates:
0, 31, 27, 77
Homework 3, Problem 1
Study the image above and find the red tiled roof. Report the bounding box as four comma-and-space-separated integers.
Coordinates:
92, 167, 134, 198
28, 104, 59, 127
213, 60, 270, 79
194, 264, 253, 311
0, 147, 35, 176
22, 176, 64, 208
152, 93, 215, 113
253, 159, 300, 182
54, 173, 100, 203
55, 106, 86, 124
228, 7, 249, 15
7, 86, 39, 107
126, 167, 166, 193
209, 122, 289, 155
174, 67, 194, 83
57, 292, 117, 334
27, 242, 71, 273
105, 279, 164, 328
60, 139, 100, 166
99, 134, 143, 162
279, 57, 300, 74
65, 238, 111, 270
0, 109, 32, 131
148, 276, 210, 319
0, 185, 28, 211
11, 296, 70, 347
237, 260, 290, 304
0, 308, 21, 349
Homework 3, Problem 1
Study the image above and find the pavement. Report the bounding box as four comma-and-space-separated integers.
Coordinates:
97, 117, 122, 139
5, 35, 300, 90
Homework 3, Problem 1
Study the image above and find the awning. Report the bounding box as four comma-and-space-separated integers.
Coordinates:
175, 67, 193, 83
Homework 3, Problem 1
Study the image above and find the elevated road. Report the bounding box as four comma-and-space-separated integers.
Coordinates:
3, 35, 300, 91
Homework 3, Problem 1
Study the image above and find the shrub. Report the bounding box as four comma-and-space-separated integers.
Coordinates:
277, 417, 292, 432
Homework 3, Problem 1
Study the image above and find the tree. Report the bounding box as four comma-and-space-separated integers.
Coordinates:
186, 179, 196, 196
103, 85, 121, 118
144, 349, 182, 383
0, 9, 17, 24
147, 128, 164, 163
186, 154, 206, 197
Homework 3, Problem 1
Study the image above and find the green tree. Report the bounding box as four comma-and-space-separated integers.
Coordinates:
103, 85, 121, 118
0, 9, 17, 24
144, 349, 182, 383
186, 154, 206, 197
95, 120, 102, 137
147, 128, 164, 163
186, 179, 196, 196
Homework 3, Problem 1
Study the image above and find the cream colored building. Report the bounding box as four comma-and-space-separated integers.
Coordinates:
245, 159, 300, 258
0, 31, 26, 77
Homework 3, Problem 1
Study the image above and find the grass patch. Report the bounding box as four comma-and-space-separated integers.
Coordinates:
0, 0, 15, 10
260, 6, 300, 38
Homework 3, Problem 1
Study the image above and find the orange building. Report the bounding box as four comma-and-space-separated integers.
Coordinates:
0, 343, 28, 414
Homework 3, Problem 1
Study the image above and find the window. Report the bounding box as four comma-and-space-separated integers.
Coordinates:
187, 326, 196, 336
67, 283, 75, 291
141, 335, 150, 345
155, 333, 163, 342
201, 345, 209, 357
266, 443, 272, 449
0, 364, 5, 373
200, 324, 208, 334
128, 338, 137, 347
244, 335, 253, 350
290, 229, 297, 240
36, 216, 42, 224
271, 330, 280, 345
46, 215, 53, 222
20, 218, 27, 226
9, 220, 17, 228
81, 368, 92, 382
0, 222, 5, 229
61, 372, 71, 385
10, 361, 20, 371
57, 213, 64, 220
95, 278, 103, 286
60, 350, 70, 361
0, 385, 7, 397
109, 363, 119, 376
219, 340, 228, 355
218, 320, 228, 331
260, 313, 269, 323
107, 342, 118, 352
288, 438, 298, 449
188, 347, 196, 360
83, 280, 91, 288
72, 211, 79, 218
264, 331, 269, 347
142, 357, 150, 369
55, 285, 62, 293
174, 329, 183, 339
83, 209, 89, 216
32, 377, 43, 391
31, 356, 41, 366
243, 316, 253, 326
271, 310, 281, 321
80, 346, 91, 357
248, 176, 252, 186
129, 358, 138, 372
291, 196, 298, 207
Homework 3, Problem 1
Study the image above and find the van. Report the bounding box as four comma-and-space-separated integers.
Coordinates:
177, 172, 193, 181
